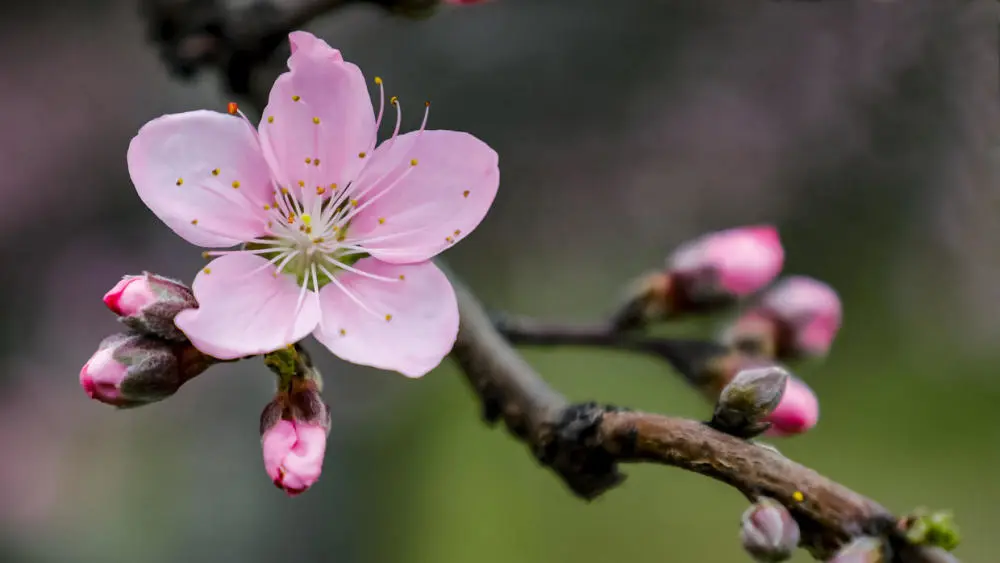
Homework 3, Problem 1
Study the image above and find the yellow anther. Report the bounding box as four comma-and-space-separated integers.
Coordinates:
211, 168, 220, 176
292, 95, 301, 102
329, 183, 338, 191
203, 268, 212, 274
792, 491, 804, 502
267, 116, 274, 123
339, 328, 347, 336
231, 180, 240, 189
312, 237, 324, 243
398, 274, 406, 280
302, 214, 313, 226
264, 204, 270, 210
312, 117, 320, 124
374, 76, 382, 85
425, 100, 430, 107
384, 314, 393, 322
297, 180, 305, 187
350, 199, 359, 207
201, 251, 210, 259
313, 158, 320, 166
267, 220, 273, 228
176, 178, 184, 186
191, 219, 199, 225
462, 190, 470, 198
446, 236, 454, 244
280, 187, 290, 195
358, 151, 367, 158
305, 157, 312, 164
299, 225, 306, 232
410, 159, 418, 166
337, 234, 346, 242
288, 213, 296, 223
378, 217, 386, 225
454, 229, 461, 236
316, 186, 326, 195
305, 226, 313, 234
390, 96, 398, 106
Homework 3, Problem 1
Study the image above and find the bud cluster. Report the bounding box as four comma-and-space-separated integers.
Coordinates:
80, 273, 208, 408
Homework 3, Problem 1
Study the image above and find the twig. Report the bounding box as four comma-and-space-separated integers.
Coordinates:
138, 2, 961, 561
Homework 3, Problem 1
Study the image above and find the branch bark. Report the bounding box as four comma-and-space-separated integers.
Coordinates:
139, 1, 962, 561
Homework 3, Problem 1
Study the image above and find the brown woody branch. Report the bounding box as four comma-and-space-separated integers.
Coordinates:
140, 1, 960, 561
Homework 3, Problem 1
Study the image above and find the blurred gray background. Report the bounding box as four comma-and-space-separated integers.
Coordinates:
1, 0, 998, 562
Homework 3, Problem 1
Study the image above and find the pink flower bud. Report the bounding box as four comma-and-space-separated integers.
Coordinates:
80, 346, 129, 407
740, 497, 800, 561
668, 225, 784, 304
765, 376, 819, 437
261, 419, 328, 496
103, 275, 158, 317
79, 333, 211, 408
102, 273, 197, 342
757, 276, 841, 359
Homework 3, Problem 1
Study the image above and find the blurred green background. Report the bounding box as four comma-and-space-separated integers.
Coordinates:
0, 1, 997, 562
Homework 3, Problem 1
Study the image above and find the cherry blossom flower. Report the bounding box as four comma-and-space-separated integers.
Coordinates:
127, 31, 499, 377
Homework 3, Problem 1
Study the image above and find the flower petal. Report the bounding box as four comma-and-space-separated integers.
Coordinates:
344, 130, 500, 263
127, 110, 273, 247
174, 253, 320, 359
313, 259, 458, 377
259, 35, 375, 204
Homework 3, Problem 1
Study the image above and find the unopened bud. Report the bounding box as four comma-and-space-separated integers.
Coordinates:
103, 273, 197, 341
740, 497, 799, 561
828, 537, 887, 563
765, 376, 819, 437
728, 276, 841, 361
79, 333, 211, 408
260, 381, 331, 496
711, 366, 789, 438
668, 225, 784, 306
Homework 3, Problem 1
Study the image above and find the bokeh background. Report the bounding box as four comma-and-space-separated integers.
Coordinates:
1, 0, 998, 562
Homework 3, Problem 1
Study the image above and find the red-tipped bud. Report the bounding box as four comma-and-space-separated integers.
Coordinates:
729, 276, 841, 360
103, 273, 197, 341
80, 333, 211, 408
765, 376, 819, 437
260, 382, 331, 497
668, 225, 784, 302
740, 497, 800, 561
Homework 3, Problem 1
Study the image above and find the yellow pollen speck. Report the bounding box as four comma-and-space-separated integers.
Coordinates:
280, 187, 290, 195
463, 190, 470, 198
339, 328, 347, 336
332, 225, 340, 232
312, 117, 320, 124
191, 219, 199, 225
330, 183, 338, 191
264, 204, 271, 211
313, 237, 324, 243
176, 178, 184, 186
211, 168, 220, 176
313, 158, 320, 166
390, 96, 398, 106
358, 151, 367, 158
792, 491, 804, 502
350, 199, 359, 207
297, 180, 305, 187
384, 314, 393, 322
288, 213, 296, 223
410, 159, 418, 166
378, 217, 386, 225
203, 268, 211, 274
302, 214, 313, 226
292, 95, 301, 102
305, 157, 312, 164
446, 236, 454, 244
201, 251, 210, 259
374, 76, 382, 85
299, 225, 306, 232
337, 234, 346, 242
454, 229, 461, 236
398, 274, 405, 280
425, 100, 431, 108
316, 186, 326, 195
231, 181, 240, 189
267, 116, 274, 123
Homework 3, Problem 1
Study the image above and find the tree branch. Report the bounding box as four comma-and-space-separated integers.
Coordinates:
138, 2, 961, 561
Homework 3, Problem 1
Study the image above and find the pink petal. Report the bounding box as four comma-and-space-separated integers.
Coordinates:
670, 225, 784, 296
761, 276, 842, 357
127, 110, 273, 247
262, 419, 327, 495
313, 259, 458, 377
174, 253, 320, 359
345, 130, 500, 263
765, 376, 819, 437
259, 38, 375, 204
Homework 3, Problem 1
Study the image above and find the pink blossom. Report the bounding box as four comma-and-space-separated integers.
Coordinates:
759, 276, 842, 358
127, 31, 499, 377
103, 275, 158, 316
765, 376, 819, 436
668, 225, 784, 297
80, 346, 129, 406
262, 419, 327, 496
